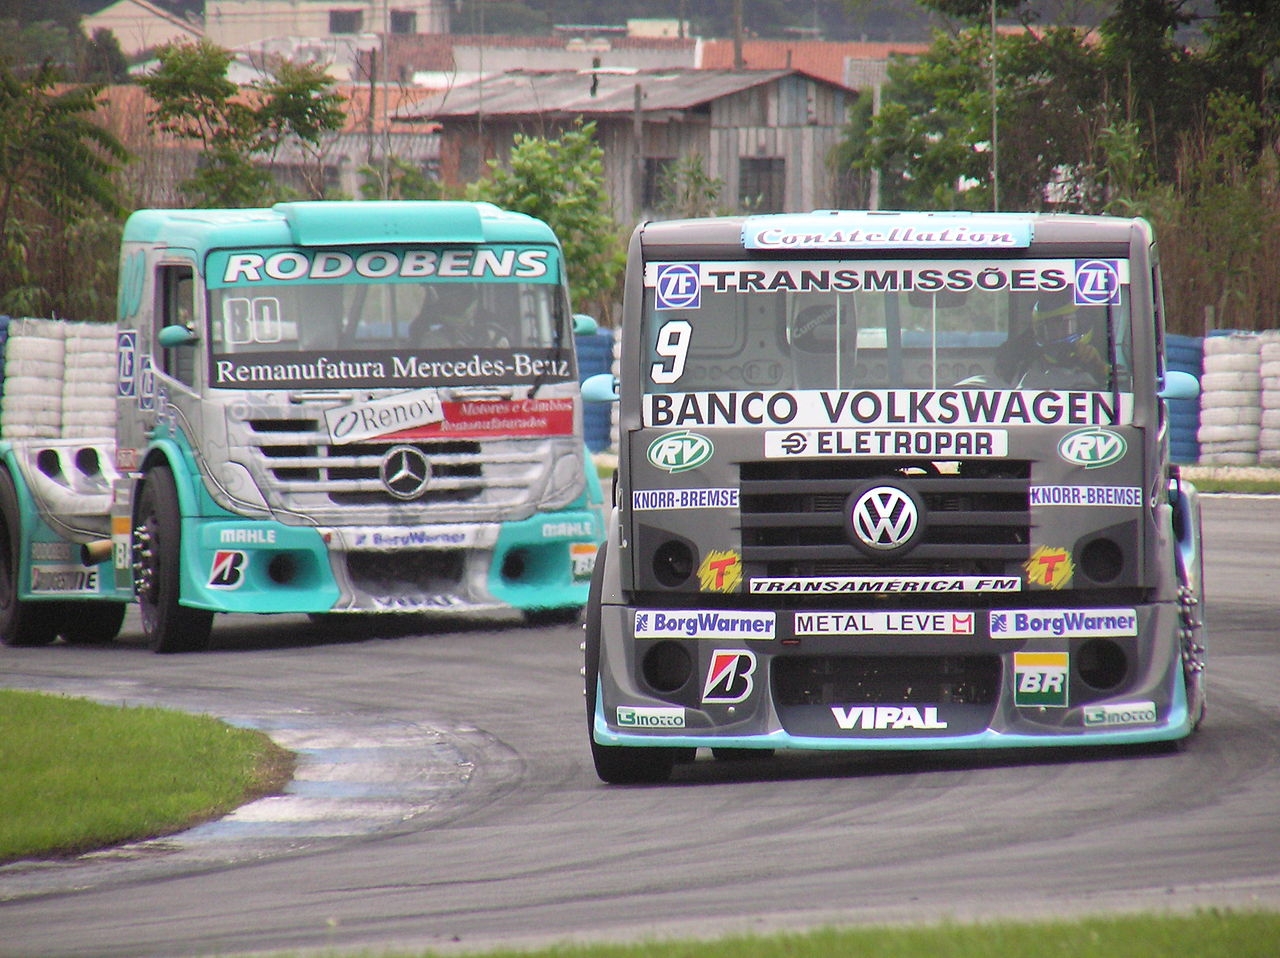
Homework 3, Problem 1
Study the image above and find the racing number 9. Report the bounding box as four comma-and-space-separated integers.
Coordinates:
651, 319, 692, 384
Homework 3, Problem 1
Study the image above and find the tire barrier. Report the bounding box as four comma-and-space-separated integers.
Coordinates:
1198, 333, 1262, 465
1166, 333, 1203, 465
0, 318, 116, 441
575, 327, 616, 453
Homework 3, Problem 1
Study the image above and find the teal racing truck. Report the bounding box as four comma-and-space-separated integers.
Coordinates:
0, 200, 603, 652
583, 210, 1205, 783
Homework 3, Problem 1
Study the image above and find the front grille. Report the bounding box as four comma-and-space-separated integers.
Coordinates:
347, 548, 465, 595
236, 414, 547, 510
772, 654, 1001, 706
739, 458, 1030, 576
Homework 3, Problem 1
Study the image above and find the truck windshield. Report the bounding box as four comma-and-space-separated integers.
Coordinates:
209, 279, 568, 354
643, 258, 1134, 395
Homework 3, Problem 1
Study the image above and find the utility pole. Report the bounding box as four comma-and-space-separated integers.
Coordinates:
733, 0, 744, 69
989, 0, 999, 212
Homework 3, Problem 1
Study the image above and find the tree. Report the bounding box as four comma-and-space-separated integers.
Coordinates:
465, 120, 625, 322
654, 153, 728, 218
139, 40, 346, 206
0, 61, 127, 316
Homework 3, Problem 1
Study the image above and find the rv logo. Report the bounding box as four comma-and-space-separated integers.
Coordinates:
1058, 428, 1126, 469
646, 431, 713, 473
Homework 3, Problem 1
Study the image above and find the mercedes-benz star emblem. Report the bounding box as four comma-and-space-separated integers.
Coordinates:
848, 484, 921, 554
380, 445, 432, 500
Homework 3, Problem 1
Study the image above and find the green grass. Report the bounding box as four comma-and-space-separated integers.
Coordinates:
328, 909, 1280, 957
0, 688, 294, 863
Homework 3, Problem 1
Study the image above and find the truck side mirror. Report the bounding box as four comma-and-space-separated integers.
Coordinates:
573, 313, 599, 335
1158, 369, 1200, 400
581, 372, 618, 403
158, 324, 197, 347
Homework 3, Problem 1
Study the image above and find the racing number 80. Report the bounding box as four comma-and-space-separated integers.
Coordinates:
651, 319, 692, 384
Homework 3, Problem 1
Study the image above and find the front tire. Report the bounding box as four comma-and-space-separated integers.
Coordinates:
133, 467, 213, 654
523, 606, 583, 627
584, 542, 676, 784
0, 467, 61, 647
60, 602, 127, 645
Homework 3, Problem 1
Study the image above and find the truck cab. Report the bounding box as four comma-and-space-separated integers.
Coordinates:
0, 201, 603, 652
584, 210, 1205, 783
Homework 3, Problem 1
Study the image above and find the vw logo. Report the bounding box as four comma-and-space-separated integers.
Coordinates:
380, 445, 432, 500
846, 484, 922, 556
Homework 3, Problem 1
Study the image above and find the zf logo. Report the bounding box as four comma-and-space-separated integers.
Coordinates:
1074, 260, 1122, 306
654, 264, 701, 310
209, 550, 247, 589
702, 650, 756, 703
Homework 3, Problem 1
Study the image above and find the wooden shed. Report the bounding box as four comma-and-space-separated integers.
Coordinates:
398, 67, 856, 224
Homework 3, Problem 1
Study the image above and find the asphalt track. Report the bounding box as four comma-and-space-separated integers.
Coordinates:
1, 496, 1279, 957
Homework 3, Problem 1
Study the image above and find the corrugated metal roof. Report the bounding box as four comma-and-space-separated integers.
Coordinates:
398, 68, 834, 122
698, 39, 927, 89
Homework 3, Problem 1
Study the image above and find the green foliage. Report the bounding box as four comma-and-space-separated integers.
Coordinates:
654, 154, 727, 218
466, 120, 625, 322
852, 31, 995, 210
138, 40, 346, 207
0, 17, 77, 74
359, 155, 444, 200
843, 8, 1280, 332
0, 60, 127, 316
1151, 92, 1280, 333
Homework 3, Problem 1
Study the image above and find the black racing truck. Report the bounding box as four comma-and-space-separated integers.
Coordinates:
582, 210, 1205, 783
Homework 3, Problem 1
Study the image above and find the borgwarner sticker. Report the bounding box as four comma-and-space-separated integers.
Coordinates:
752, 576, 1020, 595
634, 609, 776, 639
616, 706, 685, 729
989, 608, 1139, 638
766, 428, 1007, 459
794, 610, 975, 636
644, 389, 1127, 429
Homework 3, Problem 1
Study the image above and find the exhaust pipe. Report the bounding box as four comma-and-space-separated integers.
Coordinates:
80, 540, 113, 565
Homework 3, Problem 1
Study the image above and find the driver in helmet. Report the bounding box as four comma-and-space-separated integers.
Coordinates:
995, 291, 1110, 389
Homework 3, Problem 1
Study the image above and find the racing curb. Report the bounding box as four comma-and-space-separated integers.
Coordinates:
0, 677, 476, 902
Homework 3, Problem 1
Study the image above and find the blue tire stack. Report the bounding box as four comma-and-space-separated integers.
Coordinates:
575, 327, 616, 453
1166, 333, 1203, 464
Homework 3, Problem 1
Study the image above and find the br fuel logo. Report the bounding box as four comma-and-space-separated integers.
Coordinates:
1014, 652, 1069, 707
